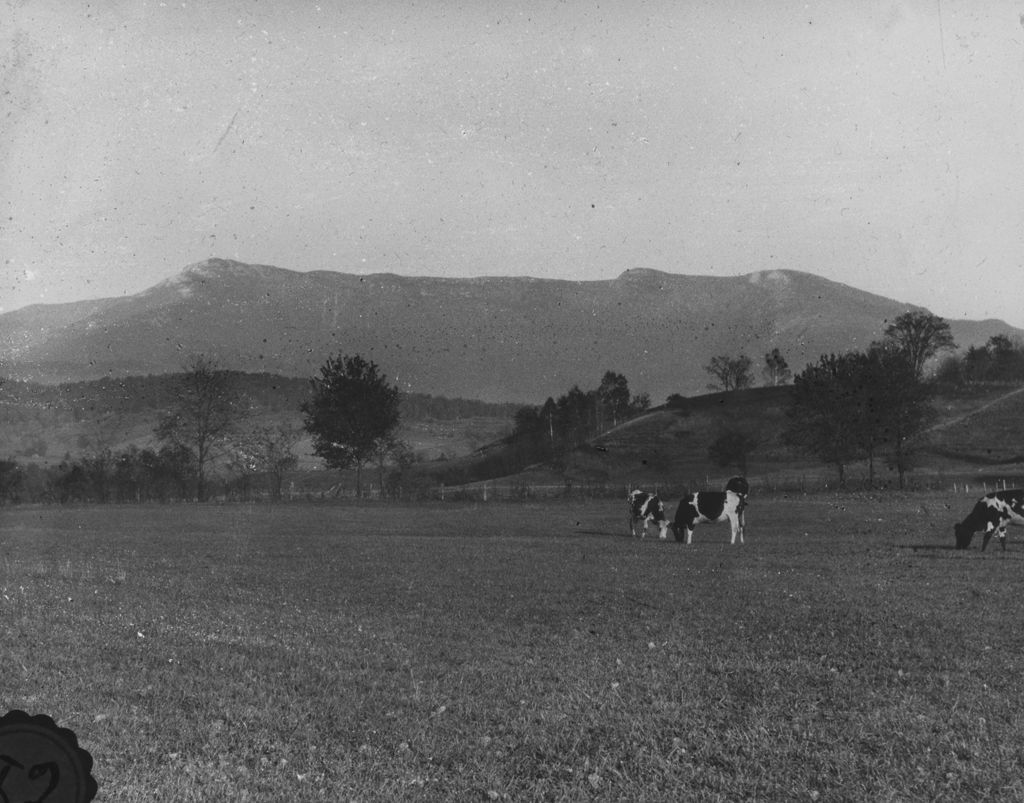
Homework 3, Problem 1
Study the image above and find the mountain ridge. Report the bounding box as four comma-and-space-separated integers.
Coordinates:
1, 259, 1020, 404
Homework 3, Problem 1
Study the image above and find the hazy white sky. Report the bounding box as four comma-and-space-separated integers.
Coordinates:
3, 1, 1024, 326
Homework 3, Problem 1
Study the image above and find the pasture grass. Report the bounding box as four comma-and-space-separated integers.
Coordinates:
2, 495, 1024, 800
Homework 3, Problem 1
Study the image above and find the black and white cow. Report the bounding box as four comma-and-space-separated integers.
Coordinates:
724, 476, 750, 497
672, 476, 749, 545
954, 489, 1024, 551
628, 489, 670, 539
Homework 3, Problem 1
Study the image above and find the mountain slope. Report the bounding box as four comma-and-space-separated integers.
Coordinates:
1, 259, 1019, 403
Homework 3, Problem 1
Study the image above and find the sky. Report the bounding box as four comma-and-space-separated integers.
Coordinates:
3, 0, 1024, 327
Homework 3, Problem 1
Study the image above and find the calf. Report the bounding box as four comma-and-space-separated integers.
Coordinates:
672, 477, 749, 545
954, 489, 1024, 551
628, 489, 670, 539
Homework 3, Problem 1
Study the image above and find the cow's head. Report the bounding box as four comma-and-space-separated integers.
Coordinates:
725, 476, 749, 496
954, 521, 974, 550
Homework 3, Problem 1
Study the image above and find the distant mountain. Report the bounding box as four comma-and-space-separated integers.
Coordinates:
1, 258, 1020, 403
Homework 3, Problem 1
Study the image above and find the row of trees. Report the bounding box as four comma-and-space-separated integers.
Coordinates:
0, 353, 402, 504
783, 312, 955, 487
937, 334, 1024, 385
0, 308, 1004, 502
150, 354, 405, 501
0, 438, 298, 505
704, 348, 793, 392
699, 312, 959, 488
507, 371, 650, 468
704, 308, 963, 395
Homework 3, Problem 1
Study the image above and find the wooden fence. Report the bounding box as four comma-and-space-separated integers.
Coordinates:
268, 474, 1024, 504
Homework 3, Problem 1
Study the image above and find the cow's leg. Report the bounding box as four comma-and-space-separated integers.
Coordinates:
998, 526, 1008, 551
983, 527, 994, 551
685, 526, 694, 545
728, 512, 739, 545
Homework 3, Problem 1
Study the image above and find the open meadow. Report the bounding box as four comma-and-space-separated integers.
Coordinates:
3, 493, 1024, 801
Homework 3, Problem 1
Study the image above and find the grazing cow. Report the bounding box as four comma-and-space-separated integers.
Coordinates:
954, 489, 1024, 551
628, 489, 670, 539
672, 477, 749, 545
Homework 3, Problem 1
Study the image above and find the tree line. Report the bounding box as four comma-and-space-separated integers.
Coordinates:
782, 311, 953, 487
702, 348, 793, 393
0, 309, 1002, 502
506, 371, 651, 469
0, 443, 293, 505
698, 312, 958, 489
936, 334, 1024, 385
0, 373, 513, 427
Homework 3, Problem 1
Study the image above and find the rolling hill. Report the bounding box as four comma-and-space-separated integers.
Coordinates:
4, 367, 1024, 496
2, 258, 1020, 404
408, 383, 1024, 494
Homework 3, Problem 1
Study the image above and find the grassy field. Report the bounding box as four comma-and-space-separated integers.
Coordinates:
3, 494, 1024, 801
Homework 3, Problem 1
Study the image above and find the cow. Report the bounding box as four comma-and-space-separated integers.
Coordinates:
672, 476, 749, 545
954, 489, 1024, 551
724, 476, 750, 497
628, 489, 670, 539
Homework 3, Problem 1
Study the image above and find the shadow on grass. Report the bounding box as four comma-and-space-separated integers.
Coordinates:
572, 525, 680, 541
574, 528, 643, 538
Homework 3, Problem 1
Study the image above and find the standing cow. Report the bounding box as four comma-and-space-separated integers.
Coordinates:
628, 489, 670, 539
672, 476, 749, 545
954, 489, 1024, 551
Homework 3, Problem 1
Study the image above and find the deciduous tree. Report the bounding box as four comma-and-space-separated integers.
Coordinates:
155, 355, 248, 501
229, 424, 301, 500
762, 348, 792, 387
868, 343, 937, 488
705, 354, 753, 392
787, 347, 936, 488
785, 353, 866, 487
301, 354, 401, 497
883, 311, 956, 378
597, 371, 631, 430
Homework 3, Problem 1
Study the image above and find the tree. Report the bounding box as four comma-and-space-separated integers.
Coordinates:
301, 354, 401, 497
597, 371, 631, 430
883, 311, 956, 378
869, 345, 936, 488
984, 334, 1024, 381
665, 393, 688, 409
373, 434, 413, 498
630, 392, 651, 414
784, 353, 867, 487
957, 335, 1024, 383
555, 385, 593, 450
155, 356, 248, 501
762, 348, 792, 387
228, 424, 301, 500
705, 354, 753, 392
787, 348, 936, 488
